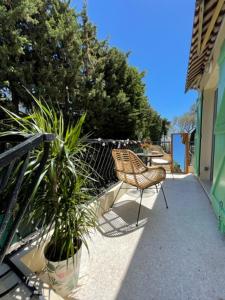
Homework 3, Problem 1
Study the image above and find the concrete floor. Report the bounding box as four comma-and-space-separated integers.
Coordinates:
76, 174, 225, 300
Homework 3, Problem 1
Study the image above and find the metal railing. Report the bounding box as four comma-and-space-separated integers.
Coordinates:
0, 134, 55, 262
0, 133, 191, 297
84, 139, 172, 194
85, 139, 142, 194
0, 133, 55, 297
0, 137, 172, 253
0, 137, 141, 257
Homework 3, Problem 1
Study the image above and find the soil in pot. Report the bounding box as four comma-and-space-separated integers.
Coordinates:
45, 238, 82, 262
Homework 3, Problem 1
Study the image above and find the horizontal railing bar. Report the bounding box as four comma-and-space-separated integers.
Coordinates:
0, 133, 54, 168
0, 134, 32, 143
87, 139, 141, 144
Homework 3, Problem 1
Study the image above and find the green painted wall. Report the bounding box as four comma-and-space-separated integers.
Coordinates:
194, 95, 202, 176
211, 40, 225, 233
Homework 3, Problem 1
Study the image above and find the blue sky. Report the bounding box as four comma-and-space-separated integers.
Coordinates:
173, 134, 185, 172
71, 0, 198, 122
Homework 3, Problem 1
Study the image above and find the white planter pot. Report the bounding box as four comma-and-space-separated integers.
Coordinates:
143, 148, 149, 155
45, 244, 82, 298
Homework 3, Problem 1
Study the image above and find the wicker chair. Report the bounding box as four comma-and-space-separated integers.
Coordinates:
112, 149, 168, 226
150, 145, 174, 178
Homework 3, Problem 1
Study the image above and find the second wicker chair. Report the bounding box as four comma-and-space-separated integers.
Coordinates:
112, 149, 168, 226
150, 145, 174, 178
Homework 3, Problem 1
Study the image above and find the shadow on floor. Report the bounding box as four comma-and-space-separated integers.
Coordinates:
98, 200, 149, 237
98, 185, 168, 237
115, 175, 225, 300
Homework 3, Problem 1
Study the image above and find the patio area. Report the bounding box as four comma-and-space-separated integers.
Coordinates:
76, 174, 225, 300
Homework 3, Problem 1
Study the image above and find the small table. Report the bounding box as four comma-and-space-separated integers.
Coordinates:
137, 152, 163, 166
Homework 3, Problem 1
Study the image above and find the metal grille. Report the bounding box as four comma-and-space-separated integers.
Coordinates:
0, 133, 54, 298
85, 139, 141, 195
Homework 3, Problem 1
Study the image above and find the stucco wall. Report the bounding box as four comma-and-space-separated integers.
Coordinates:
198, 19, 225, 183
193, 15, 225, 232
199, 89, 215, 181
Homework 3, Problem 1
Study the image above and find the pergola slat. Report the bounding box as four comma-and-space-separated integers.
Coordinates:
185, 0, 225, 91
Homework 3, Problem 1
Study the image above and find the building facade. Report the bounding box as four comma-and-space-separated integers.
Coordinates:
186, 0, 225, 231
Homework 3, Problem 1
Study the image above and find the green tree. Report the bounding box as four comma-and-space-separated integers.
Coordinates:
0, 0, 42, 112
161, 118, 170, 141
74, 4, 109, 130
95, 47, 134, 138
148, 111, 163, 141
0, 0, 81, 113
0, 0, 168, 141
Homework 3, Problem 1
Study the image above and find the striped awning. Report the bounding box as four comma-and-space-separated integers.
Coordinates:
185, 0, 225, 91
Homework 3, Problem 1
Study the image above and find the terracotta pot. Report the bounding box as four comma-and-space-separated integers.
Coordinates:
45, 242, 82, 298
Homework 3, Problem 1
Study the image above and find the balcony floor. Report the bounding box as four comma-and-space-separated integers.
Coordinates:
77, 174, 225, 300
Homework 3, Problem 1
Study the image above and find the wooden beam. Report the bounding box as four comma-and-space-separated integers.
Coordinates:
197, 0, 204, 55
201, 0, 224, 53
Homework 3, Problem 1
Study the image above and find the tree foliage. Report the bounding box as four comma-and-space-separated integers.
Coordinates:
172, 104, 196, 134
0, 0, 169, 140
0, 0, 81, 112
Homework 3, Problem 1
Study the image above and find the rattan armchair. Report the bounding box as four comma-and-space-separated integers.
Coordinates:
112, 149, 168, 226
150, 145, 174, 178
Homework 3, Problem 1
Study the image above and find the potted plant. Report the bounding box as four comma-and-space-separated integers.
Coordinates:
140, 138, 152, 154
1, 98, 98, 297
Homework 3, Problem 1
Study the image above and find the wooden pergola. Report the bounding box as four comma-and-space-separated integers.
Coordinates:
185, 0, 225, 91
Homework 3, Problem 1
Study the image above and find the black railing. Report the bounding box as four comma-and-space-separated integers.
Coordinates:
0, 133, 55, 297
84, 139, 172, 196
0, 134, 189, 297
84, 139, 173, 195
85, 139, 142, 194
0, 137, 141, 259
0, 133, 54, 263
0, 137, 171, 254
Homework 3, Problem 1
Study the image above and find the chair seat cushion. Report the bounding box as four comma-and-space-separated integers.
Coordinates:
152, 158, 170, 164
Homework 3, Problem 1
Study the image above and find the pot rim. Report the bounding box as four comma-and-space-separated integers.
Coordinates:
44, 238, 82, 263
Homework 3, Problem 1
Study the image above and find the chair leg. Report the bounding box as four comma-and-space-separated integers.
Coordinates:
155, 184, 159, 193
160, 183, 168, 209
136, 189, 144, 227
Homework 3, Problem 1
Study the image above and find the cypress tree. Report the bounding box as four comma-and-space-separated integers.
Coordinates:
0, 0, 169, 140
0, 0, 81, 113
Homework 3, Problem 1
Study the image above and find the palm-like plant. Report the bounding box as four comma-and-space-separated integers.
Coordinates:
1, 97, 97, 261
